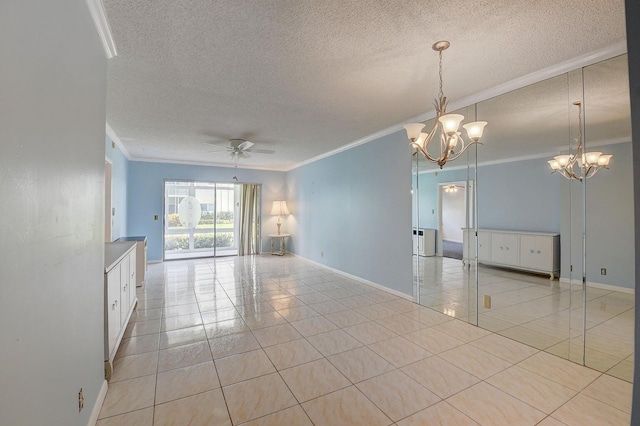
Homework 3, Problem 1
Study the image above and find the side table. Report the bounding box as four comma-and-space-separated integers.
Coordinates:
268, 233, 290, 256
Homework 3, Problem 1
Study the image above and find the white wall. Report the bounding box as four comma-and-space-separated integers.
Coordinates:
441, 186, 466, 243
0, 2, 107, 424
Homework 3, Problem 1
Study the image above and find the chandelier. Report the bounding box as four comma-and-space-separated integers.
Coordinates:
404, 41, 487, 169
443, 184, 459, 193
547, 101, 612, 180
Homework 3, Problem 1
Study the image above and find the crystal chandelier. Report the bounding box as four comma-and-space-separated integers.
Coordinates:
404, 41, 487, 169
547, 101, 612, 180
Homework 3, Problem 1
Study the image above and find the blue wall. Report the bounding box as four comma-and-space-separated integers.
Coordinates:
417, 143, 634, 289
286, 131, 414, 297
127, 161, 286, 261
418, 156, 561, 233
105, 135, 129, 240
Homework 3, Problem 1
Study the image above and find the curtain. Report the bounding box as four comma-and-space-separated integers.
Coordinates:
238, 184, 260, 255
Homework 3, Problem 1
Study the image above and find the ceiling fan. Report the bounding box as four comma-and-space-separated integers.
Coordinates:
204, 138, 275, 160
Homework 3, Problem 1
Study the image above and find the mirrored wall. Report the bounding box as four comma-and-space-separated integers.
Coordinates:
412, 54, 633, 382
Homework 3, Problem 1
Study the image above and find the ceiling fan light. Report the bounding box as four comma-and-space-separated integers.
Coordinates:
463, 121, 487, 141
439, 114, 464, 136
404, 123, 426, 142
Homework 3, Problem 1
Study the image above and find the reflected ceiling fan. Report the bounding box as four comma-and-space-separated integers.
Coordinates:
204, 138, 275, 160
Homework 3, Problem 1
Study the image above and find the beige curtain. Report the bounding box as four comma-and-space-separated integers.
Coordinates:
238, 184, 260, 255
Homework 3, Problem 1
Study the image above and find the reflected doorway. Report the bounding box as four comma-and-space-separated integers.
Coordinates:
438, 182, 467, 260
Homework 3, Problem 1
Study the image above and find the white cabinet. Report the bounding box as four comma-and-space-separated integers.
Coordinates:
104, 242, 138, 380
462, 229, 491, 262
519, 235, 559, 273
490, 232, 519, 265
462, 229, 560, 279
478, 231, 491, 262
413, 228, 436, 257
115, 236, 146, 286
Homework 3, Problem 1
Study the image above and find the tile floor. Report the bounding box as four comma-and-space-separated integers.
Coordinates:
97, 255, 632, 425
417, 256, 634, 382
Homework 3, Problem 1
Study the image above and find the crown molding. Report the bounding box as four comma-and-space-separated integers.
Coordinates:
86, 0, 117, 59
288, 41, 627, 173
106, 123, 130, 159
416, 138, 631, 174
129, 156, 286, 172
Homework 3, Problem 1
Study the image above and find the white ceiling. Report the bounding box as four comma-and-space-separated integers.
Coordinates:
104, 0, 627, 171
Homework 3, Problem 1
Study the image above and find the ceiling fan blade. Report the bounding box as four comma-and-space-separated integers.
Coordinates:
237, 141, 254, 151
247, 148, 275, 154
238, 151, 251, 159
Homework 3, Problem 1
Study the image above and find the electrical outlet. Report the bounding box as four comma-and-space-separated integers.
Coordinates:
601, 268, 607, 275
483, 295, 491, 309
570, 264, 573, 272
321, 251, 324, 257
154, 215, 159, 220
78, 388, 84, 412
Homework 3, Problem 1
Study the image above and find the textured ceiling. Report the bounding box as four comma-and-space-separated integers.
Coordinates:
104, 0, 627, 171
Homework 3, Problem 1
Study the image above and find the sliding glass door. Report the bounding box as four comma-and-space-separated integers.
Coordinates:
164, 180, 241, 260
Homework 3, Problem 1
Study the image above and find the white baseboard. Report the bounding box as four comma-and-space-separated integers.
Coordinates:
290, 253, 413, 301
88, 379, 108, 426
559, 277, 634, 294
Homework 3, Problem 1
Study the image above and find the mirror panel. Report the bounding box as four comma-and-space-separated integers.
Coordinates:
582, 54, 633, 380
411, 54, 633, 382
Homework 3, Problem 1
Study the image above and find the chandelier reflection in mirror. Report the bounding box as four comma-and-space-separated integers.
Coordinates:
404, 41, 487, 169
547, 101, 612, 180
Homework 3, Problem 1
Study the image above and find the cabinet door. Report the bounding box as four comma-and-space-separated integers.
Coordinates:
478, 231, 491, 262
106, 265, 121, 358
129, 250, 137, 309
491, 233, 518, 265
519, 235, 538, 268
120, 255, 130, 326
534, 236, 554, 270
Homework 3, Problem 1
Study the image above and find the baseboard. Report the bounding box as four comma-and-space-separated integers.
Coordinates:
559, 277, 634, 294
88, 379, 108, 426
289, 253, 413, 301
148, 260, 162, 264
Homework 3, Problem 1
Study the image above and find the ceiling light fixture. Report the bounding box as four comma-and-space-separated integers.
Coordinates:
404, 41, 487, 169
547, 101, 612, 180
443, 184, 459, 193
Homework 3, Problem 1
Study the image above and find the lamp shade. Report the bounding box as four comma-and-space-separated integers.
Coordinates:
548, 159, 561, 170
584, 151, 602, 166
598, 154, 612, 166
463, 121, 487, 141
404, 123, 425, 141
439, 114, 464, 135
270, 200, 290, 216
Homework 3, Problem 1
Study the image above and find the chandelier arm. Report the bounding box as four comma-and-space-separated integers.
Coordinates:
412, 120, 442, 164
446, 140, 481, 163
411, 142, 440, 164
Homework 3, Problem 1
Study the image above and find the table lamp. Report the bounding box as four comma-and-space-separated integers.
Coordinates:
270, 200, 289, 235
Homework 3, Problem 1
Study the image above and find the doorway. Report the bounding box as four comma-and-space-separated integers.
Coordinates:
163, 180, 242, 260
437, 180, 472, 259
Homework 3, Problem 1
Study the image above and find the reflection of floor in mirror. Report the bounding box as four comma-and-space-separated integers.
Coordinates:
415, 256, 634, 382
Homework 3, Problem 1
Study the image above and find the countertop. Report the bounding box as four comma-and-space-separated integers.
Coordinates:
115, 236, 147, 243
105, 241, 136, 273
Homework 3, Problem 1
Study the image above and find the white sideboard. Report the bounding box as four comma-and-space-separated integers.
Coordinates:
115, 236, 147, 286
104, 241, 138, 380
413, 228, 436, 257
462, 229, 560, 279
